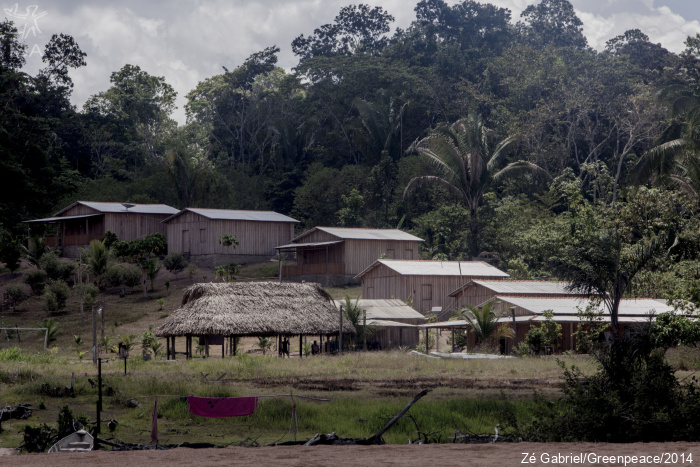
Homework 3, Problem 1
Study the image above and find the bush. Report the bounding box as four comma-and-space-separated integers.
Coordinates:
0, 240, 22, 273
508, 321, 700, 442
24, 269, 47, 294
122, 264, 143, 289
523, 310, 562, 354
75, 283, 98, 309
104, 264, 126, 287
44, 280, 71, 313
163, 252, 188, 275
102, 231, 118, 249
5, 284, 25, 304
104, 263, 142, 289
39, 253, 75, 282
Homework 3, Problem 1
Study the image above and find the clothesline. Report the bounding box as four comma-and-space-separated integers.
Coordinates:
132, 393, 330, 401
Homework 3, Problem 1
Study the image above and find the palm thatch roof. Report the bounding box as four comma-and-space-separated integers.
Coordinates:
155, 282, 355, 338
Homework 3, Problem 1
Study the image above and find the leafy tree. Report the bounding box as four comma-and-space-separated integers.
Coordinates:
38, 33, 87, 89
84, 64, 177, 164
337, 188, 365, 227
550, 191, 676, 339
143, 258, 161, 291
24, 269, 47, 295
523, 310, 562, 354
518, 0, 587, 49
163, 252, 188, 275
0, 19, 26, 71
292, 4, 394, 61
101, 231, 118, 249
0, 236, 21, 273
39, 253, 74, 281
412, 204, 469, 260
44, 280, 71, 314
215, 262, 240, 283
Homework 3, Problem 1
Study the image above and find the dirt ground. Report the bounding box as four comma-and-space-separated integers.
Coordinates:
2, 442, 699, 466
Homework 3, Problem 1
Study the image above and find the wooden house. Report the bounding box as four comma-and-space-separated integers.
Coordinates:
276, 227, 423, 285
449, 280, 588, 311
488, 296, 674, 353
356, 260, 509, 316
424, 297, 674, 354
334, 299, 425, 349
24, 201, 178, 257
163, 208, 298, 266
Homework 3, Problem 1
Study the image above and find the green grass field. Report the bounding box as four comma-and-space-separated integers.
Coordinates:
2, 261, 700, 449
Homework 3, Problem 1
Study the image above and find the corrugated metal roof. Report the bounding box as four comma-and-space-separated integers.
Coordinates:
366, 319, 418, 328
491, 296, 674, 317
472, 280, 581, 295
363, 260, 509, 278
334, 299, 425, 320
56, 201, 178, 215
419, 320, 469, 328
164, 208, 298, 223
24, 213, 103, 223
295, 227, 423, 242
276, 240, 344, 250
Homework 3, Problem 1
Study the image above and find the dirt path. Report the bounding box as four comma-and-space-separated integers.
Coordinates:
2, 442, 699, 466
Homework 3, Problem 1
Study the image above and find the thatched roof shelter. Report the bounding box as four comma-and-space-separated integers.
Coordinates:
155, 282, 355, 338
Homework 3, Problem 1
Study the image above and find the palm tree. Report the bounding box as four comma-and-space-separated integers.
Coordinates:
457, 301, 514, 348
87, 240, 109, 289
342, 295, 379, 350
404, 113, 547, 257
633, 80, 700, 196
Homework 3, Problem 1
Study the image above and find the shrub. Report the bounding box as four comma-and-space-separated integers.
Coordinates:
104, 264, 125, 287
122, 264, 143, 289
524, 310, 562, 354
0, 240, 21, 273
105, 263, 142, 289
39, 253, 75, 282
163, 252, 188, 275
24, 269, 47, 294
102, 231, 118, 249
44, 280, 70, 313
187, 263, 197, 280
75, 283, 98, 309
5, 284, 25, 304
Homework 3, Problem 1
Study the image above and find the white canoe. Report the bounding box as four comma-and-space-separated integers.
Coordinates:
48, 429, 94, 453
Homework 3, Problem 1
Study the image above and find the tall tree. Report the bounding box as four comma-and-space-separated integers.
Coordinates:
84, 64, 177, 165
518, 0, 587, 49
404, 113, 545, 257
292, 4, 394, 61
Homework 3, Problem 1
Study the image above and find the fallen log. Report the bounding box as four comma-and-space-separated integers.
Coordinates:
368, 389, 431, 444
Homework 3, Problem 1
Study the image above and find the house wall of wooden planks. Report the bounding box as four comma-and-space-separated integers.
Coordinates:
360, 265, 506, 315
164, 211, 295, 258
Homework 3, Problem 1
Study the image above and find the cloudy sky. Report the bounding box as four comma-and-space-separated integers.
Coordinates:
4, 0, 700, 124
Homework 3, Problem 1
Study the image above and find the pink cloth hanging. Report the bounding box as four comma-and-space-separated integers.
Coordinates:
187, 396, 258, 418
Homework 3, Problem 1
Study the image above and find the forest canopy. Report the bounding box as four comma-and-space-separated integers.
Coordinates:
3, 0, 700, 306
